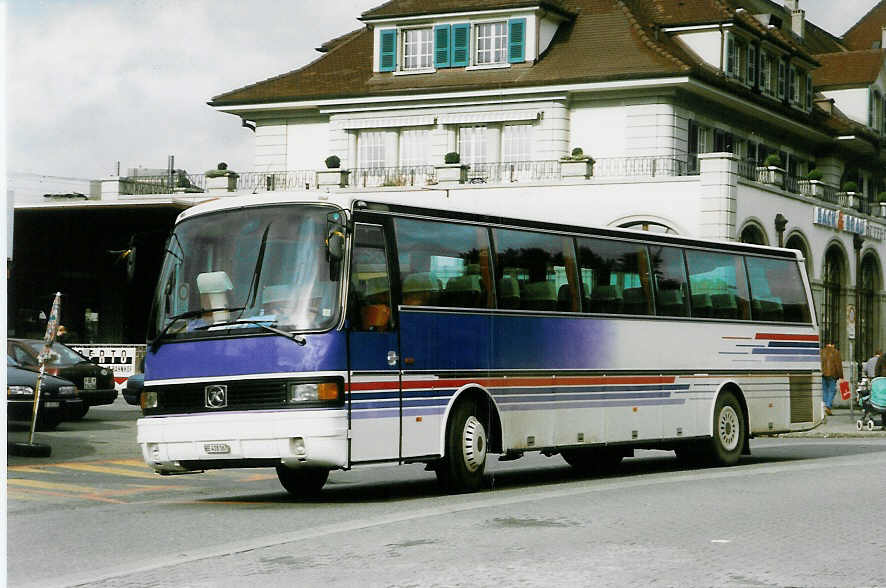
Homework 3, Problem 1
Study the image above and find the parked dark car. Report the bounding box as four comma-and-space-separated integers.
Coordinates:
7, 356, 83, 430
8, 339, 116, 419
123, 372, 144, 406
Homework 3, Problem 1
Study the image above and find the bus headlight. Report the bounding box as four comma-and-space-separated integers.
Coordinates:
141, 390, 158, 410
287, 382, 339, 404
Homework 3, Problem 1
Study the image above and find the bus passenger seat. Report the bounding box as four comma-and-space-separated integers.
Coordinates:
402, 273, 439, 306
498, 276, 521, 309
711, 293, 738, 319
691, 293, 712, 317
523, 281, 557, 311
443, 273, 483, 308
591, 285, 622, 313
622, 287, 648, 315
557, 284, 574, 311
657, 288, 684, 315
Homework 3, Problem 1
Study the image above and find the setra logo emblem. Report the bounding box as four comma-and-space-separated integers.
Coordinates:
205, 384, 228, 409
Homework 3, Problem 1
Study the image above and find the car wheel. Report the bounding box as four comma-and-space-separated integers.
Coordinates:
435, 400, 488, 493
275, 465, 329, 497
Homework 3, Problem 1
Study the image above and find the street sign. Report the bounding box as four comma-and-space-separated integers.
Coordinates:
847, 304, 856, 340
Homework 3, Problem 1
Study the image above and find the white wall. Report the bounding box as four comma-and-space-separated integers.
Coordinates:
287, 117, 330, 171
570, 100, 627, 158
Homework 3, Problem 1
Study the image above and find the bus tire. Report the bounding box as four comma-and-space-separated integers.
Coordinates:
708, 390, 746, 466
275, 465, 329, 497
562, 448, 623, 474
436, 400, 487, 493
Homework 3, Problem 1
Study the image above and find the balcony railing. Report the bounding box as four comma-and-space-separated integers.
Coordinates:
112, 159, 885, 220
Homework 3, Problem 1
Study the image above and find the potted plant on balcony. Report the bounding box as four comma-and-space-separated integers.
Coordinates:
838, 181, 859, 208
435, 152, 469, 184
205, 162, 239, 193
799, 168, 826, 198
316, 154, 350, 189
560, 147, 594, 180
757, 154, 784, 187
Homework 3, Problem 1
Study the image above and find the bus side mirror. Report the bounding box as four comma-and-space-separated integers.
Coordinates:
326, 211, 348, 281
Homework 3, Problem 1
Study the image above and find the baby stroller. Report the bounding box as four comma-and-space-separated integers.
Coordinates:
856, 377, 886, 431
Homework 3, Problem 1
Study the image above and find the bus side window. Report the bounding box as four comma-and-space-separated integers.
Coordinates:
685, 250, 751, 320
576, 237, 653, 315
394, 218, 493, 310
350, 225, 393, 332
745, 256, 812, 323
493, 229, 579, 312
649, 245, 690, 317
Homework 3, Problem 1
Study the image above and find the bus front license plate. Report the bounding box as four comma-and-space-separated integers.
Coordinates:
204, 443, 231, 455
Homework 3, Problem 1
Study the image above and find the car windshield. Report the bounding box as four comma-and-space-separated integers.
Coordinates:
148, 204, 342, 341
20, 341, 87, 365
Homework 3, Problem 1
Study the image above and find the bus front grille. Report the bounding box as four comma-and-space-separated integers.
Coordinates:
789, 375, 813, 423
156, 379, 287, 413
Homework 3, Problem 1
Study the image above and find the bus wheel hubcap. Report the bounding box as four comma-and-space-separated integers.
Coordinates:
462, 416, 487, 472
718, 406, 740, 451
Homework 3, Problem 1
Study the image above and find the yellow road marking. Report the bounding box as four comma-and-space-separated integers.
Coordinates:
239, 473, 277, 482
8, 485, 123, 504
8, 478, 100, 493
107, 459, 149, 468
53, 463, 158, 479
7, 465, 61, 475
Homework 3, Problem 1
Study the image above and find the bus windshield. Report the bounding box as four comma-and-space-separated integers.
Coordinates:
149, 204, 341, 342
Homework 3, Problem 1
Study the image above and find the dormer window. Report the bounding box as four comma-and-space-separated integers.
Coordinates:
476, 22, 507, 65
403, 28, 433, 70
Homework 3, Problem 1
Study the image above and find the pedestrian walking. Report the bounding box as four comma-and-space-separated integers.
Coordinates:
864, 350, 882, 379
820, 342, 843, 415
875, 350, 886, 379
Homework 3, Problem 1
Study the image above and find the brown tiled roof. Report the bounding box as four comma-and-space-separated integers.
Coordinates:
360, 0, 575, 20
813, 49, 885, 88
843, 0, 886, 50
211, 0, 691, 106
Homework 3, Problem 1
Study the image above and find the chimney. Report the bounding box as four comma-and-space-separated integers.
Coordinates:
790, 5, 805, 39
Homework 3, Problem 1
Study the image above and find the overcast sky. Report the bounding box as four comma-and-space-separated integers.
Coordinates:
4, 0, 882, 182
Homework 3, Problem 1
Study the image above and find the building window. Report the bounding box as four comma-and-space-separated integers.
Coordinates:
403, 28, 432, 70
502, 124, 533, 162
358, 131, 386, 168
399, 129, 430, 166
858, 254, 880, 361
726, 33, 746, 81
458, 126, 488, 164
821, 246, 843, 346
475, 22, 507, 65
760, 51, 773, 96
777, 60, 786, 99
805, 73, 814, 112
747, 44, 757, 87
789, 66, 799, 104
740, 224, 766, 245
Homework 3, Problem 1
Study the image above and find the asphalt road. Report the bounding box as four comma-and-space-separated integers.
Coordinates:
7, 399, 886, 587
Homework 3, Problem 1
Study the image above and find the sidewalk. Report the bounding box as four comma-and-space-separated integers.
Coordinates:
780, 408, 886, 438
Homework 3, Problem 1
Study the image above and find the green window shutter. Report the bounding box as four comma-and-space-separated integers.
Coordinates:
434, 25, 450, 68
451, 23, 469, 67
508, 18, 526, 63
379, 29, 397, 72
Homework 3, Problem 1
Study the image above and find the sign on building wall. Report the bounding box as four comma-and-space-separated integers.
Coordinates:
813, 207, 883, 241
847, 304, 856, 340
69, 344, 144, 383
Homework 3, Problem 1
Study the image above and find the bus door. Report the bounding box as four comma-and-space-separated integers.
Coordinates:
347, 220, 402, 463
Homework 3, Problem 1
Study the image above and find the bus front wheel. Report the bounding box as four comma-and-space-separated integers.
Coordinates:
436, 400, 487, 493
708, 390, 746, 466
275, 465, 329, 497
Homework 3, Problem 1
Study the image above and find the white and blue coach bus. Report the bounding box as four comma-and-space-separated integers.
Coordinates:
138, 190, 821, 495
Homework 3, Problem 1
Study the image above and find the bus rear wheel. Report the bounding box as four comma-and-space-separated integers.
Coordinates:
436, 400, 487, 493
561, 448, 624, 474
275, 465, 329, 497
707, 390, 746, 466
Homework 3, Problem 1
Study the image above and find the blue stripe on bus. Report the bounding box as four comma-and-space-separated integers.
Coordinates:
495, 391, 672, 404
500, 398, 686, 411
767, 341, 820, 348
752, 348, 819, 355
350, 383, 690, 400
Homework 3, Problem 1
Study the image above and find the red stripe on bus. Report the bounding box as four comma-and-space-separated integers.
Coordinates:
754, 333, 819, 342
349, 375, 676, 392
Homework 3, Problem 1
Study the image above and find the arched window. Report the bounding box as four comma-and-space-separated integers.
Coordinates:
617, 221, 677, 234
858, 254, 881, 360
740, 224, 767, 245
821, 246, 844, 345
785, 234, 811, 275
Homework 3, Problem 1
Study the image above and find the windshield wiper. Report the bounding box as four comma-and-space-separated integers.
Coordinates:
235, 223, 271, 322
193, 319, 306, 346
149, 306, 246, 351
